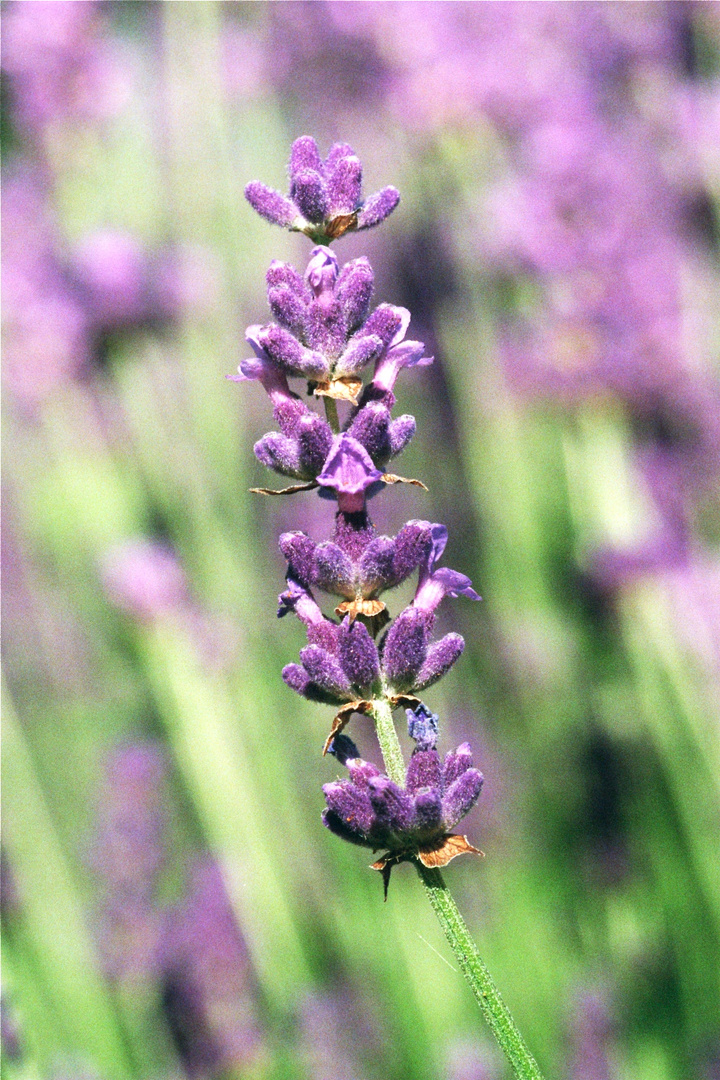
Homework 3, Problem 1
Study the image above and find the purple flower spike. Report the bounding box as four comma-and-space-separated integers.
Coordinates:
356, 186, 401, 231
317, 434, 383, 514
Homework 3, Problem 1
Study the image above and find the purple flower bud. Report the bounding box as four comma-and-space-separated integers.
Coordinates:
304, 299, 347, 359
267, 283, 308, 336
356, 186, 401, 230
391, 523, 434, 585
279, 533, 317, 588
415, 633, 466, 690
347, 401, 392, 464
282, 663, 346, 706
327, 733, 360, 765
299, 645, 353, 699
245, 182, 299, 228
381, 607, 428, 692
407, 704, 440, 752
442, 770, 484, 831
334, 333, 385, 378
338, 618, 381, 692
406, 749, 443, 795
368, 776, 415, 834
326, 153, 363, 215
322, 784, 375, 844
389, 414, 417, 457
257, 323, 328, 381
317, 434, 383, 514
335, 257, 374, 331
253, 432, 302, 477
357, 536, 395, 593
297, 413, 334, 476
292, 170, 328, 224
413, 790, 444, 837
313, 541, 356, 597
443, 744, 474, 788
363, 303, 411, 348
289, 136, 324, 180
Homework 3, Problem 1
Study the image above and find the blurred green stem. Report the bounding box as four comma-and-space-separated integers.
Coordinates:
371, 698, 546, 1080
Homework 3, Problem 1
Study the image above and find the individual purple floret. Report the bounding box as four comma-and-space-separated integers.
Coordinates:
322, 726, 483, 893
317, 434, 384, 513
245, 136, 400, 243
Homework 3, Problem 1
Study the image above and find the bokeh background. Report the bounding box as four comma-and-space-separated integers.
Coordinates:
3, 3, 720, 1079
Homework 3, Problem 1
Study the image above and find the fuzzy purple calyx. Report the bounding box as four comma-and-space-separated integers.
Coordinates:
317, 434, 383, 514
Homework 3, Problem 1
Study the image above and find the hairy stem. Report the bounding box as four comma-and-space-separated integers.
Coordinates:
371, 694, 545, 1080
323, 396, 340, 434
418, 864, 546, 1080
370, 696, 407, 787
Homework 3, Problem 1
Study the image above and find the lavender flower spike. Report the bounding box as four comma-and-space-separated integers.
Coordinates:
245, 137, 400, 244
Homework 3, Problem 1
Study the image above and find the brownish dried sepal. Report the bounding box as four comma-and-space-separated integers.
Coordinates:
250, 481, 319, 496
322, 699, 375, 755
324, 212, 359, 240
335, 597, 387, 624
382, 473, 428, 491
313, 376, 364, 404
371, 836, 483, 899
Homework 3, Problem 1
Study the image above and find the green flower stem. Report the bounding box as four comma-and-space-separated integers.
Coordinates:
417, 864, 545, 1080
324, 396, 341, 434
370, 695, 546, 1080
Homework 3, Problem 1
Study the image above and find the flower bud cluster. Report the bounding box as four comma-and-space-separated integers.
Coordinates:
237, 138, 484, 886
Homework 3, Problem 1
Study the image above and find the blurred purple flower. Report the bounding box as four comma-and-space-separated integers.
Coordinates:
161, 859, 264, 1077
101, 539, 189, 622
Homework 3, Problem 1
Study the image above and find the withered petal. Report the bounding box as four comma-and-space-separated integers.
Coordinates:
417, 834, 483, 868
325, 212, 359, 240
250, 481, 319, 495
382, 473, 428, 491
322, 699, 374, 755
313, 376, 364, 404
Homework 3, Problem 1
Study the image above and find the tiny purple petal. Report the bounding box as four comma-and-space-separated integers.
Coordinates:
414, 568, 481, 615
317, 435, 383, 514
372, 340, 433, 394
245, 182, 299, 228
356, 186, 400, 230
277, 578, 322, 623
415, 633, 466, 691
305, 246, 339, 297
406, 704, 439, 753
388, 414, 416, 458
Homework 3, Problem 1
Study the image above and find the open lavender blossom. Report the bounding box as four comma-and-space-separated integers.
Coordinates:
245, 136, 400, 243
322, 718, 482, 893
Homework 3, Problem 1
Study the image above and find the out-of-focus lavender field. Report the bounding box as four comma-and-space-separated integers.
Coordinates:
2, 3, 720, 1079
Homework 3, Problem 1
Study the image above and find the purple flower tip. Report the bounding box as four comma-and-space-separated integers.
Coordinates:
317, 434, 383, 513
407, 704, 439, 751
